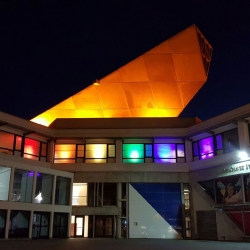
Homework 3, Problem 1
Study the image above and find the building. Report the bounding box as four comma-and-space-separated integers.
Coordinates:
0, 25, 250, 241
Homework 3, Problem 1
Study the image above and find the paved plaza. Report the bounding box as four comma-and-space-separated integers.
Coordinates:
0, 239, 250, 250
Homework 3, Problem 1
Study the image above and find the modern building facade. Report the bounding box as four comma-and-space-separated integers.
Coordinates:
0, 25, 250, 241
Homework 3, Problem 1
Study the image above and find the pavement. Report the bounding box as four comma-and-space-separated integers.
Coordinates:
0, 238, 250, 250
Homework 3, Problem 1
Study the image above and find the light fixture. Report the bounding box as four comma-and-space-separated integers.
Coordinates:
238, 151, 248, 160
93, 79, 100, 86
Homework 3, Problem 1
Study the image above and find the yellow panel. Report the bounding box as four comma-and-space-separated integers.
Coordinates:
168, 25, 201, 53
122, 82, 155, 109
172, 54, 207, 81
85, 144, 107, 158
130, 108, 182, 117
178, 81, 204, 106
75, 109, 104, 118
151, 82, 183, 109
51, 97, 76, 110
72, 85, 101, 109
97, 82, 128, 109
118, 56, 149, 82
143, 54, 177, 82
103, 109, 131, 118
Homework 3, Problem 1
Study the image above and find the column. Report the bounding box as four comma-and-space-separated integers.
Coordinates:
237, 120, 250, 150
4, 209, 10, 239
116, 182, 122, 238
185, 139, 193, 163
28, 211, 34, 238
116, 138, 122, 163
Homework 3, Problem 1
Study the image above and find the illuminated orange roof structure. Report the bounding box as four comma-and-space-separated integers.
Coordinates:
32, 25, 212, 127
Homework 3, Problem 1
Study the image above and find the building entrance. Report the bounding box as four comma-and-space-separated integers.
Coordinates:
95, 216, 113, 237
32, 212, 50, 238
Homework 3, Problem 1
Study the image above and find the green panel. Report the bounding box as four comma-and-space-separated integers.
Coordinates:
123, 159, 144, 163
123, 144, 144, 159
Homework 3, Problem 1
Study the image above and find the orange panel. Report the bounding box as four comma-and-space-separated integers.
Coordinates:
172, 54, 207, 81
168, 25, 201, 53
122, 82, 155, 109
151, 82, 183, 109
31, 25, 212, 126
145, 40, 171, 54
143, 54, 177, 82
118, 56, 149, 82
178, 81, 204, 107
97, 82, 128, 109
101, 70, 122, 83
72, 85, 101, 109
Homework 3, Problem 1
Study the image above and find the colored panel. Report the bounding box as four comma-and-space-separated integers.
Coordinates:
154, 144, 176, 159
216, 134, 223, 150
54, 144, 76, 159
145, 144, 153, 157
108, 145, 115, 157
143, 54, 177, 82
85, 144, 107, 159
177, 144, 185, 157
154, 159, 176, 163
122, 82, 155, 109
24, 138, 40, 156
0, 131, 14, 149
123, 144, 144, 159
199, 137, 214, 158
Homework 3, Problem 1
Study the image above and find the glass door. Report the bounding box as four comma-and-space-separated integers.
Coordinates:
95, 216, 113, 237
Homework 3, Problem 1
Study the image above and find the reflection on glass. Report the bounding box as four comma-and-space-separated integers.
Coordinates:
0, 166, 11, 201
12, 169, 34, 202
154, 144, 176, 159
35, 173, 53, 204
55, 176, 71, 205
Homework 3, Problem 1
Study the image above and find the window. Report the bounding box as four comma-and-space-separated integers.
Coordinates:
55, 176, 71, 205
123, 143, 185, 163
123, 144, 144, 163
72, 183, 87, 205
0, 166, 11, 201
35, 173, 53, 204
12, 169, 34, 203
54, 143, 115, 163
192, 129, 239, 161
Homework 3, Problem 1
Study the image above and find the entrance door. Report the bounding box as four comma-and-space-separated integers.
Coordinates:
75, 217, 84, 237
95, 216, 113, 237
32, 212, 50, 238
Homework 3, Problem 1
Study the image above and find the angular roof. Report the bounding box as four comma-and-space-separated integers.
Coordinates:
32, 24, 212, 127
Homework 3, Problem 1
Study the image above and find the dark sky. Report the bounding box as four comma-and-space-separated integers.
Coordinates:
1, 0, 250, 121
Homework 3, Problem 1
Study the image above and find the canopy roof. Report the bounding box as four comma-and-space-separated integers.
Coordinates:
32, 24, 212, 127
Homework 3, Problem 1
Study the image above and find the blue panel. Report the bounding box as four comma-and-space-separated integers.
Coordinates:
131, 183, 183, 237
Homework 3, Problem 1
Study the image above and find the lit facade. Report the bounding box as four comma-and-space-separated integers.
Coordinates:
1, 25, 250, 241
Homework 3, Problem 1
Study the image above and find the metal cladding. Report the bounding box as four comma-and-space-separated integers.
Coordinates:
31, 25, 212, 127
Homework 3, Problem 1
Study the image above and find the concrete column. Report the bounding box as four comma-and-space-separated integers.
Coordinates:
116, 182, 122, 238
237, 120, 250, 150
185, 140, 193, 163
49, 212, 54, 238
47, 140, 55, 163
5, 209, 10, 239
116, 138, 122, 163
51, 175, 57, 205
32, 171, 37, 203
28, 210, 34, 238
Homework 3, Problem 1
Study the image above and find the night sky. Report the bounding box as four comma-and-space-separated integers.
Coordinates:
1, 0, 250, 122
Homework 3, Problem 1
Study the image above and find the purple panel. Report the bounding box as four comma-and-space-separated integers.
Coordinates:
154, 159, 176, 163
216, 134, 223, 150
177, 144, 185, 157
154, 144, 176, 158
199, 137, 214, 156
